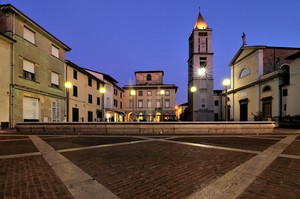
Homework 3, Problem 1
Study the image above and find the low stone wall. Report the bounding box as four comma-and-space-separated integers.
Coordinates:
15, 121, 275, 135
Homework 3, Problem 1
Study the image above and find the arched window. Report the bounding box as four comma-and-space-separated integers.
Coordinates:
239, 67, 250, 78
263, 85, 271, 92
146, 74, 152, 81
281, 64, 290, 84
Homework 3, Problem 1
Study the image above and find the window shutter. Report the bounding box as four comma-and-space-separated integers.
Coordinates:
23, 60, 35, 73
51, 72, 59, 85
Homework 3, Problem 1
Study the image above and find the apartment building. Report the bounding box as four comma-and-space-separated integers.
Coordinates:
0, 4, 71, 127
123, 71, 178, 122
66, 61, 106, 122
85, 69, 125, 122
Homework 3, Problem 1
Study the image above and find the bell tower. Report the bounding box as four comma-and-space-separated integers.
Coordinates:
188, 11, 214, 121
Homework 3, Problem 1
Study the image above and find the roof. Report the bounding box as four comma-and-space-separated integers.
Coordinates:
229, 45, 300, 66
286, 51, 300, 60
194, 11, 208, 30
66, 60, 105, 84
0, 32, 16, 42
135, 70, 164, 76
123, 84, 178, 92
83, 68, 119, 84
0, 4, 71, 51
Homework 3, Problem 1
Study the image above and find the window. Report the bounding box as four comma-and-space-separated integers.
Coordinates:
214, 100, 219, 106
114, 99, 118, 107
23, 97, 40, 122
239, 67, 250, 78
138, 100, 143, 108
73, 86, 78, 97
283, 89, 288, 96
51, 45, 59, 58
23, 59, 35, 81
147, 99, 152, 108
138, 91, 143, 96
97, 97, 100, 105
146, 74, 152, 81
147, 91, 152, 96
120, 93, 122, 98
156, 99, 161, 108
88, 111, 93, 122
120, 102, 122, 109
51, 101, 60, 122
114, 89, 118, 96
165, 90, 170, 96
88, 94, 93, 103
73, 70, 77, 79
263, 85, 271, 92
129, 99, 133, 108
165, 99, 170, 108
88, 77, 92, 87
51, 72, 59, 88
97, 82, 100, 90
24, 26, 35, 44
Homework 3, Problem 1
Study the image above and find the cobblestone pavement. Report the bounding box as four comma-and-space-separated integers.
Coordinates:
0, 128, 299, 199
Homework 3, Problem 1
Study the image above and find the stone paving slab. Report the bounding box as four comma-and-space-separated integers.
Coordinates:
62, 140, 254, 199
170, 136, 279, 151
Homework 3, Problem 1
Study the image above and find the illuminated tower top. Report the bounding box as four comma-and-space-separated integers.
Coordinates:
194, 12, 208, 30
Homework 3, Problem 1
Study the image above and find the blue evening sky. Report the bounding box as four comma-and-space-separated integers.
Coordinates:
2, 0, 300, 104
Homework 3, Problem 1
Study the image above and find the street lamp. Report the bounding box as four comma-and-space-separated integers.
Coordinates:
160, 89, 165, 121
130, 89, 136, 121
222, 78, 230, 121
65, 82, 72, 122
190, 86, 197, 121
99, 86, 106, 121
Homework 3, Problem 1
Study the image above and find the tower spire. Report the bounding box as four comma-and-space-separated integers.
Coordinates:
194, 10, 208, 30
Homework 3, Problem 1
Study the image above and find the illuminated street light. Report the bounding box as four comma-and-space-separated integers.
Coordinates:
99, 86, 106, 121
160, 89, 165, 121
190, 86, 197, 121
130, 89, 136, 121
64, 82, 73, 122
222, 78, 231, 121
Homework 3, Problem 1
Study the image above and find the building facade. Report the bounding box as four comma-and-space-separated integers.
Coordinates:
66, 61, 106, 122
123, 71, 178, 122
0, 4, 71, 127
188, 11, 214, 121
85, 69, 125, 122
227, 42, 300, 121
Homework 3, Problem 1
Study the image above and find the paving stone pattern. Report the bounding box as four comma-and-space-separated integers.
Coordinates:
42, 136, 144, 150
170, 136, 279, 151
0, 140, 39, 156
62, 141, 254, 199
0, 155, 73, 199
282, 139, 300, 156
238, 157, 300, 199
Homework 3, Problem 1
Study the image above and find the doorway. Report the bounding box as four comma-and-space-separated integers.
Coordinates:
72, 108, 79, 122
239, 99, 248, 121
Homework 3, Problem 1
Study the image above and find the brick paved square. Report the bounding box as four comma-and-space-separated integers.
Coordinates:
170, 136, 279, 151
282, 140, 300, 156
42, 136, 145, 150
0, 136, 28, 140
62, 140, 254, 199
0, 139, 39, 156
0, 156, 73, 199
238, 157, 300, 199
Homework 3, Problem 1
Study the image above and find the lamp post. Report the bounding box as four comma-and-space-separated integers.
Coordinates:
190, 86, 197, 121
130, 89, 136, 121
99, 86, 106, 121
222, 78, 230, 121
65, 82, 72, 122
160, 89, 165, 121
